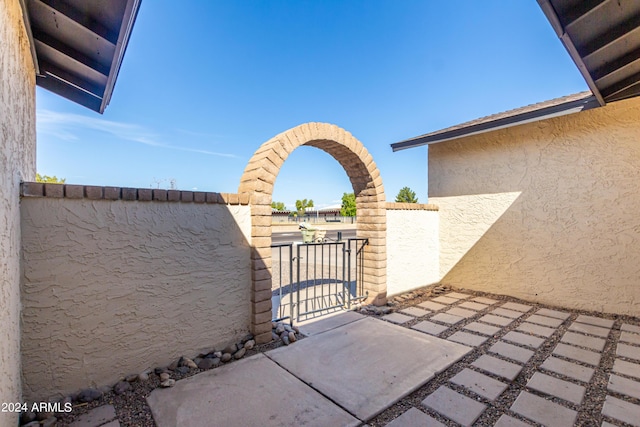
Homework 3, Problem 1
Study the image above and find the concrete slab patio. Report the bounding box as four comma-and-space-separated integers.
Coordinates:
268, 316, 471, 421
147, 353, 359, 427
148, 314, 471, 426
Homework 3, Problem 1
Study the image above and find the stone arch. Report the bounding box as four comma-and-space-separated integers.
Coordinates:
239, 122, 386, 343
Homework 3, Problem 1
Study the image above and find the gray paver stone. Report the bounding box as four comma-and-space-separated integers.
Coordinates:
620, 331, 640, 345
608, 374, 640, 399
492, 307, 523, 319
432, 296, 458, 304
464, 322, 501, 336
602, 395, 640, 427
568, 322, 611, 338
527, 314, 564, 328
472, 296, 498, 305
617, 343, 640, 362
561, 331, 606, 351
459, 301, 488, 311
446, 292, 472, 299
494, 415, 532, 427
503, 331, 545, 349
479, 314, 513, 326
501, 302, 532, 312
540, 356, 595, 383
517, 322, 557, 338
516, 322, 557, 338
575, 315, 614, 329
431, 313, 464, 325
511, 391, 577, 427
490, 341, 534, 364
411, 321, 448, 336
399, 307, 429, 318
450, 368, 508, 401
418, 301, 447, 311
613, 359, 640, 380
68, 405, 117, 427
445, 307, 477, 318
553, 343, 601, 366
622, 324, 640, 334
421, 386, 486, 427
527, 372, 585, 404
536, 308, 571, 320
472, 355, 522, 381
447, 331, 487, 347
382, 312, 414, 325
384, 408, 445, 427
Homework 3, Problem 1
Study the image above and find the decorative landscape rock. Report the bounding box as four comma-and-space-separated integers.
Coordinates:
113, 381, 132, 395
125, 374, 138, 382
198, 357, 219, 370
244, 339, 255, 350
77, 388, 103, 403
182, 358, 198, 369
138, 372, 149, 381
160, 379, 175, 388
221, 353, 232, 363
223, 344, 237, 354
159, 373, 170, 382
234, 348, 246, 359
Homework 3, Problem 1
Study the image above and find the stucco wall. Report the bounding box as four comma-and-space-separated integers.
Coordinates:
429, 96, 640, 315
0, 0, 36, 422
386, 203, 439, 296
21, 193, 251, 400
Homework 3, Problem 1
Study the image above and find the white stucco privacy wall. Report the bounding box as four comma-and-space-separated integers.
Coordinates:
429, 96, 640, 315
20, 190, 252, 400
386, 203, 440, 296
0, 1, 36, 424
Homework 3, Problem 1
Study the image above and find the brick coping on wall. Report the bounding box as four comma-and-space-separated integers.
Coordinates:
20, 182, 249, 205
385, 202, 439, 211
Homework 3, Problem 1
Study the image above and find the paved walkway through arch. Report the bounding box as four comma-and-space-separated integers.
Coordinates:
144, 289, 640, 427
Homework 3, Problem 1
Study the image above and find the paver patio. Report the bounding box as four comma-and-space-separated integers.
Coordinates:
136, 289, 640, 427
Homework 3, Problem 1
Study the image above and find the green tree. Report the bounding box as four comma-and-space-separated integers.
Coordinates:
395, 186, 418, 203
36, 173, 66, 184
340, 192, 356, 217
271, 201, 286, 211
295, 198, 314, 216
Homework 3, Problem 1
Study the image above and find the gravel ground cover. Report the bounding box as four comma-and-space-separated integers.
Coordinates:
48, 284, 640, 426
364, 286, 640, 427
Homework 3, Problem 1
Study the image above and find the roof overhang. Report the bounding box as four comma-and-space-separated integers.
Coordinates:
391, 92, 599, 151
21, 0, 141, 114
538, 0, 640, 105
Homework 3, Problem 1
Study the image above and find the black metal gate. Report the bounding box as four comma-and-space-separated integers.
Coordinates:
271, 238, 368, 323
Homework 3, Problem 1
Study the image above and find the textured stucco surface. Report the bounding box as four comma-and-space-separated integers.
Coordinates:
0, 0, 36, 422
429, 97, 640, 315
21, 198, 251, 400
386, 208, 439, 296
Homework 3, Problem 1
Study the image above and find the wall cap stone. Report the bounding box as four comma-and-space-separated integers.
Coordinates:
385, 202, 439, 211
20, 182, 249, 205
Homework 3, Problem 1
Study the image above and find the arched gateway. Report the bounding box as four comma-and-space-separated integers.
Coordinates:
239, 123, 387, 343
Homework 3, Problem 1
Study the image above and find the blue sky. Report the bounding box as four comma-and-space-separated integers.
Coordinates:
36, 1, 587, 209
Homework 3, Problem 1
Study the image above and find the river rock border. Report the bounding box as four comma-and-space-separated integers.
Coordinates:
17, 325, 302, 426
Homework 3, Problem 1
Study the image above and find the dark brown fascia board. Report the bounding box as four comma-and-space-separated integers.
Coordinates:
391, 95, 600, 152
99, 0, 141, 113
18, 0, 40, 75
537, 0, 606, 106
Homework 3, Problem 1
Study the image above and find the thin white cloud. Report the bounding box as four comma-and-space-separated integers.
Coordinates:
37, 109, 238, 158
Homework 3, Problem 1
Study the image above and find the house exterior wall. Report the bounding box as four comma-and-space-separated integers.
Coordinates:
386, 203, 439, 296
20, 187, 252, 400
429, 96, 640, 315
0, 0, 36, 422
